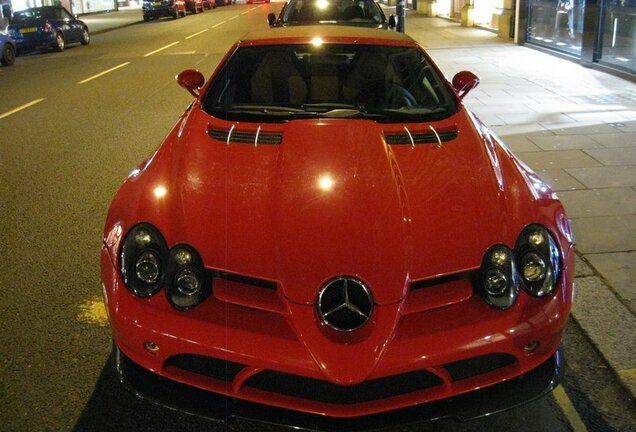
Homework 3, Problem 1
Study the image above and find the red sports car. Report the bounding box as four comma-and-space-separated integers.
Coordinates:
102, 26, 574, 428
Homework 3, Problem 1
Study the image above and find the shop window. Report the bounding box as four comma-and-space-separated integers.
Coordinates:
599, 0, 636, 72
526, 0, 585, 57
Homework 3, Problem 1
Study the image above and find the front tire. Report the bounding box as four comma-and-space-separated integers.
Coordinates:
54, 32, 65, 52
80, 27, 90, 45
1, 43, 15, 66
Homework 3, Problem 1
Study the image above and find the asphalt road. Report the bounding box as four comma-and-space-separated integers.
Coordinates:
0, 4, 634, 431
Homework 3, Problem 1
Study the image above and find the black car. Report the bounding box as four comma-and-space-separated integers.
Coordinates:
268, 0, 395, 29
8, 6, 89, 53
142, 0, 187, 21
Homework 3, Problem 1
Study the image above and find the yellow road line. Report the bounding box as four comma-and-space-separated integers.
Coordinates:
144, 41, 180, 57
553, 385, 588, 432
186, 28, 209, 40
0, 98, 45, 120
212, 20, 226, 28
228, 15, 239, 21
77, 62, 131, 84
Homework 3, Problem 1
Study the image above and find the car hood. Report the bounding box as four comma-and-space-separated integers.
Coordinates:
113, 106, 553, 306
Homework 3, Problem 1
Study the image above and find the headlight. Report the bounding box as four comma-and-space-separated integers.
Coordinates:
120, 224, 169, 297
478, 245, 519, 310
515, 225, 561, 297
165, 245, 211, 310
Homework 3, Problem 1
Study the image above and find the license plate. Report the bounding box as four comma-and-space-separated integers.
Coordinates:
20, 27, 37, 34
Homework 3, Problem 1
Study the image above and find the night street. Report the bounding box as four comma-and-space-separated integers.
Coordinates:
1, 3, 634, 431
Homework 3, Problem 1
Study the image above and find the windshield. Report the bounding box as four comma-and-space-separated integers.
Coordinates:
202, 43, 457, 123
281, 0, 385, 27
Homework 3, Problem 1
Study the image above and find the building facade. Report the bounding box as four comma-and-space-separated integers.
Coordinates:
3, 0, 117, 15
394, 0, 635, 77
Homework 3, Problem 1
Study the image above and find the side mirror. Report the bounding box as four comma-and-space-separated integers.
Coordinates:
452, 71, 480, 100
388, 15, 396, 29
267, 12, 276, 27
176, 69, 205, 98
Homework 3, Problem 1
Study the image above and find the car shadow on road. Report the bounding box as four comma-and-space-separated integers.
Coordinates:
72, 352, 224, 432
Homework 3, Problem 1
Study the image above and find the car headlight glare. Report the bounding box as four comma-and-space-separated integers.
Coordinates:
479, 245, 518, 310
120, 224, 168, 297
515, 225, 561, 297
166, 246, 211, 310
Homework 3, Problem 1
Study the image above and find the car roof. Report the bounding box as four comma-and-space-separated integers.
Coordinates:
239, 25, 416, 47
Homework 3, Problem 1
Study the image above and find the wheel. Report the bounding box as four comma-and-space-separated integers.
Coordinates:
54, 32, 65, 52
1, 43, 15, 66
173, 9, 179, 18
80, 27, 90, 45
143, 15, 150, 21
181, 8, 186, 17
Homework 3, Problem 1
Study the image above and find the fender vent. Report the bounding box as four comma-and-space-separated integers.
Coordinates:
208, 127, 283, 145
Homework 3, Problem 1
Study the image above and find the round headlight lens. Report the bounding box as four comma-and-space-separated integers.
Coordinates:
176, 268, 201, 296
135, 251, 161, 284
484, 269, 508, 296
521, 252, 546, 282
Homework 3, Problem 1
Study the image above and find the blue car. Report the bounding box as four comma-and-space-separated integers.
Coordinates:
0, 31, 15, 66
8, 6, 89, 53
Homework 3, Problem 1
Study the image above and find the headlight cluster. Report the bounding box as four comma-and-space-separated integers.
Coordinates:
120, 224, 211, 310
478, 224, 561, 310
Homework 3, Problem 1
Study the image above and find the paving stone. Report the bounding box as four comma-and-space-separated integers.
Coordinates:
557, 188, 636, 217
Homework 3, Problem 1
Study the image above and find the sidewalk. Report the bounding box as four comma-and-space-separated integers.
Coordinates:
81, 6, 636, 400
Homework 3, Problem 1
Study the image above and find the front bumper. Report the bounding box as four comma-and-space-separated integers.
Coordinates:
114, 345, 562, 431
102, 240, 574, 420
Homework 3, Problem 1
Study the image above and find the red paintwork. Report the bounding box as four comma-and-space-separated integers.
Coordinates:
101, 29, 574, 418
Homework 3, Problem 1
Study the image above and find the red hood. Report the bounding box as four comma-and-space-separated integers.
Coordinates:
114, 107, 540, 306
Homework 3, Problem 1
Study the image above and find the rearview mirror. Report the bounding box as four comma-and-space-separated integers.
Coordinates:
176, 69, 205, 98
267, 13, 276, 27
452, 71, 480, 100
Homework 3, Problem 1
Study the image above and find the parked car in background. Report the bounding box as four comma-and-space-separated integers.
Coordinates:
268, 0, 395, 29
185, 0, 205, 13
0, 31, 16, 66
246, 0, 270, 4
8, 6, 89, 53
202, 0, 217, 9
142, 0, 187, 21
102, 25, 574, 430
215, 0, 234, 6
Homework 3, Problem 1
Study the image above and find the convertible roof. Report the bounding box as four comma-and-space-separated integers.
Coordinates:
239, 25, 417, 47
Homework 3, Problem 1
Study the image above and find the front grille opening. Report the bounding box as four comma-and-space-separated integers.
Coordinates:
245, 369, 443, 405
166, 354, 246, 382
217, 271, 277, 290
443, 353, 517, 382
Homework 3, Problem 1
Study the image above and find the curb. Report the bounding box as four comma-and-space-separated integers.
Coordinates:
572, 254, 636, 400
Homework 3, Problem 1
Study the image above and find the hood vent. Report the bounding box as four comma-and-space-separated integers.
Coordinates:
208, 127, 283, 145
384, 128, 458, 145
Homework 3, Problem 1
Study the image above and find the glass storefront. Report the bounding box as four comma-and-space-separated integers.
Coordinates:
526, 0, 635, 75
526, 0, 585, 56
599, 0, 636, 72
